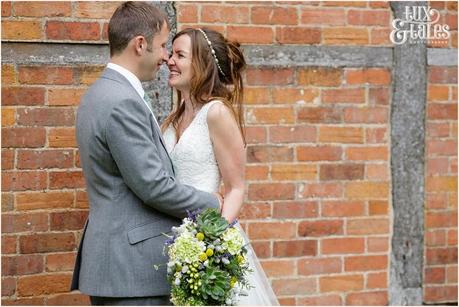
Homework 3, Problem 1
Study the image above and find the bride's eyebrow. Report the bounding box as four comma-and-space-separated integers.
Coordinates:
173, 48, 189, 55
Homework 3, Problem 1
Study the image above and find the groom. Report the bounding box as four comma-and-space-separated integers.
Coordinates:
70, 2, 221, 305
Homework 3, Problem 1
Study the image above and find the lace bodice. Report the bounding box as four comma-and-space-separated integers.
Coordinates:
163, 101, 221, 193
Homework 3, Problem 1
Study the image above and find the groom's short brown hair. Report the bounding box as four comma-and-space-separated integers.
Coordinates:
108, 1, 169, 56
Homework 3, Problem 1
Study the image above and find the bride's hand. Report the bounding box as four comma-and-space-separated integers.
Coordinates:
213, 192, 224, 212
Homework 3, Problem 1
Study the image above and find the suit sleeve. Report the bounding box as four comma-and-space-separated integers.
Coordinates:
105, 98, 219, 218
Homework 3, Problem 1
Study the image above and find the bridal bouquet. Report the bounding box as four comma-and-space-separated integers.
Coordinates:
163, 208, 252, 305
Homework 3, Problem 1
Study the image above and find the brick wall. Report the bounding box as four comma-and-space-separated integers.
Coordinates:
1, 1, 457, 305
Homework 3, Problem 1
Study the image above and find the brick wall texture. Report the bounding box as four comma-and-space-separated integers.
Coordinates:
1, 1, 457, 305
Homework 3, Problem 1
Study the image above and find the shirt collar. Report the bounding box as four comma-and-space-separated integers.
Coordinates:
107, 62, 145, 99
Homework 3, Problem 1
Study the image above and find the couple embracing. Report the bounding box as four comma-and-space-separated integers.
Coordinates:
70, 2, 279, 306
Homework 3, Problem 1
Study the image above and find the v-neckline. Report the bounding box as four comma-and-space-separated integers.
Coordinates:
172, 105, 206, 151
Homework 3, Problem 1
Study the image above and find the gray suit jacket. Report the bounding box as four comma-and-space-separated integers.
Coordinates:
70, 68, 219, 297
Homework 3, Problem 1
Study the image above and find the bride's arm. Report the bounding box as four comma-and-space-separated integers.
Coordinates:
208, 102, 246, 223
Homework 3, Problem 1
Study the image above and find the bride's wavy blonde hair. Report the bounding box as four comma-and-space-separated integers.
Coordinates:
161, 28, 247, 145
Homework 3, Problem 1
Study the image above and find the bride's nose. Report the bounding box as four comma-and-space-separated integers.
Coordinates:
167, 55, 175, 67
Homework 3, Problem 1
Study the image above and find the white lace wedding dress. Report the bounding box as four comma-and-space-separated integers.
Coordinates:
163, 100, 279, 306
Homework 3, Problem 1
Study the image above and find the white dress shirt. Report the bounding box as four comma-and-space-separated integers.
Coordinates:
106, 63, 160, 129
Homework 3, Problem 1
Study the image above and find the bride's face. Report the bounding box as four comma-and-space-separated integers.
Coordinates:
167, 34, 193, 91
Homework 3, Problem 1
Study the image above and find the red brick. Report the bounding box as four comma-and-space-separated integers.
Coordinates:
17, 149, 73, 170
297, 145, 342, 161
323, 28, 369, 45
247, 222, 296, 240
76, 191, 89, 209
427, 122, 450, 138
298, 220, 343, 237
273, 201, 318, 219
322, 1, 367, 7
18, 66, 73, 85
367, 271, 387, 289
348, 10, 390, 26
2, 171, 47, 191
2, 1, 11, 17
17, 107, 75, 126
2, 235, 17, 254
74, 2, 119, 19
448, 229, 457, 246
426, 193, 448, 210
300, 182, 343, 198
48, 88, 85, 106
202, 6, 249, 23
16, 191, 74, 211
346, 68, 391, 85
426, 176, 457, 192
238, 203, 271, 220
47, 293, 91, 306
273, 240, 317, 257
345, 291, 388, 305
246, 68, 293, 85
346, 182, 389, 199
272, 87, 319, 104
344, 107, 388, 123
368, 237, 389, 252
2, 127, 46, 148
248, 183, 295, 201
19, 233, 75, 254
347, 218, 389, 235
3, 255, 44, 276
320, 164, 364, 181
2, 297, 45, 305
298, 257, 342, 276
446, 265, 457, 283
426, 247, 458, 265
368, 200, 388, 216
248, 107, 294, 124
321, 200, 365, 217
320, 274, 364, 292
345, 255, 387, 271
371, 28, 391, 45
297, 107, 342, 123
429, 67, 458, 84
426, 229, 447, 247
369, 87, 390, 105
46, 21, 100, 41
271, 164, 316, 180
426, 211, 457, 228
2, 149, 14, 170
428, 84, 450, 101
319, 126, 364, 144
424, 285, 458, 302
2, 87, 45, 106
370, 1, 389, 8
46, 252, 76, 272
49, 171, 85, 189
244, 126, 266, 143
428, 103, 458, 120
50, 211, 88, 231
276, 27, 321, 44
74, 65, 105, 85
366, 164, 389, 180
48, 127, 77, 148
446, 13, 458, 30
1, 20, 43, 40
102, 23, 108, 41
298, 67, 342, 87
245, 165, 268, 180
321, 237, 365, 255
177, 4, 198, 23
425, 267, 446, 284
227, 26, 273, 44
269, 126, 316, 143
2, 277, 16, 297
244, 87, 271, 104
298, 294, 342, 306
260, 259, 295, 277
302, 8, 346, 25
278, 297, 295, 306
272, 278, 316, 296
2, 108, 15, 127
247, 145, 293, 163
251, 241, 271, 258
17, 273, 72, 296
252, 6, 297, 25
13, 1, 71, 17
2, 212, 48, 233
346, 146, 389, 161
322, 88, 365, 104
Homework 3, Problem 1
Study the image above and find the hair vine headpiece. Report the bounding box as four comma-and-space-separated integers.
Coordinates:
196, 28, 226, 77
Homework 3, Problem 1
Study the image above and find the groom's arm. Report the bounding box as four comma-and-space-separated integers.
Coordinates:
105, 98, 220, 218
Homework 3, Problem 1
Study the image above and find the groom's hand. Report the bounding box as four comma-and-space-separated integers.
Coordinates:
213, 192, 224, 212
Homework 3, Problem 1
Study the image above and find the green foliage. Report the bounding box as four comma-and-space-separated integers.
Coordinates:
196, 208, 229, 240
199, 266, 231, 302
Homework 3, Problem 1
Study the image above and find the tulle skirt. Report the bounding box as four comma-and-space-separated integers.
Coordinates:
235, 224, 279, 306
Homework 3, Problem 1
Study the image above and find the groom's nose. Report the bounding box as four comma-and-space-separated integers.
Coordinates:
161, 47, 169, 62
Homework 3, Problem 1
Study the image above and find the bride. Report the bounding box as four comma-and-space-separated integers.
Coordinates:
161, 27, 279, 306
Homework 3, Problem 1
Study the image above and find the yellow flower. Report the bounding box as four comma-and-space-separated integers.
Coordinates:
196, 232, 205, 241
205, 248, 214, 257
230, 276, 237, 288
199, 253, 208, 262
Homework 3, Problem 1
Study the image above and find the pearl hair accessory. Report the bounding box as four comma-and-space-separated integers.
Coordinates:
197, 28, 226, 77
